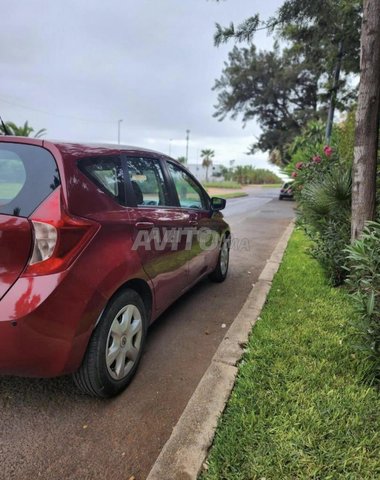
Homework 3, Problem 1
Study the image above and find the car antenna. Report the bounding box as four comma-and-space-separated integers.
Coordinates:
0, 115, 11, 135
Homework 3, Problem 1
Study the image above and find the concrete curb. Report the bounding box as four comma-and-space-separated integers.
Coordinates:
147, 221, 295, 480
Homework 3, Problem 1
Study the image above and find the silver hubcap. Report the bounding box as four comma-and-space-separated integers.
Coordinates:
105, 304, 143, 380
220, 240, 229, 275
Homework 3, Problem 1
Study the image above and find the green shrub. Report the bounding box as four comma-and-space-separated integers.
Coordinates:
289, 141, 351, 286
345, 221, 380, 381
284, 120, 326, 177
286, 115, 378, 289
229, 166, 282, 185
296, 165, 352, 285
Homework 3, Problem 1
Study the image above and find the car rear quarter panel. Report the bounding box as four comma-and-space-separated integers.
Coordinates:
0, 224, 152, 376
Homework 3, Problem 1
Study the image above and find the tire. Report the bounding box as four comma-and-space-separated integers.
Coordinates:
209, 235, 230, 283
279, 195, 283, 200
73, 289, 147, 398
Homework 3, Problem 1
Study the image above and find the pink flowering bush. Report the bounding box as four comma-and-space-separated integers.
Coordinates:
323, 145, 333, 157
287, 144, 340, 197
285, 125, 351, 285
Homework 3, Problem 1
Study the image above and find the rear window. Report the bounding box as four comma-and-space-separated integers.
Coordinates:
0, 143, 60, 217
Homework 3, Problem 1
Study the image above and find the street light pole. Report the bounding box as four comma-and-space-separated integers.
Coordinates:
185, 129, 190, 164
118, 119, 123, 144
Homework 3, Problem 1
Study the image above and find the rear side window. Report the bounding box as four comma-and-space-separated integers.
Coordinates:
0, 143, 60, 217
79, 156, 124, 204
126, 157, 169, 206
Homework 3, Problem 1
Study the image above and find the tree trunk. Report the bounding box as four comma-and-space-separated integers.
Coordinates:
351, 0, 380, 240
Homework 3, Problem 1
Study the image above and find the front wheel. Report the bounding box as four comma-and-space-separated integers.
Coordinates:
209, 235, 230, 283
73, 289, 147, 398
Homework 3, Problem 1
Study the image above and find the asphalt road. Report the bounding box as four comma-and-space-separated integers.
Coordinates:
0, 187, 295, 480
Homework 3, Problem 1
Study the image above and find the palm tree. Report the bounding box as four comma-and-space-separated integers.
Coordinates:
200, 149, 215, 182
0, 120, 46, 138
298, 165, 352, 285
233, 165, 246, 184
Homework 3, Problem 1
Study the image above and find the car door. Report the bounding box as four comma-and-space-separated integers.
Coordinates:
164, 161, 221, 285
123, 155, 191, 314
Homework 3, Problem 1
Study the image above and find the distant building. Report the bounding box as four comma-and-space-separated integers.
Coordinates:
186, 163, 224, 182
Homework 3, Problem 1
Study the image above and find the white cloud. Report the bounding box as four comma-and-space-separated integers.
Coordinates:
1, 0, 283, 175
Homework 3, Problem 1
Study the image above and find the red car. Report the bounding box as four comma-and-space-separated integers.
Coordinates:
0, 137, 230, 397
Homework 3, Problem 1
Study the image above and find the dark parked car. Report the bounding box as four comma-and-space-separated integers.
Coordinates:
279, 181, 294, 200
0, 137, 230, 397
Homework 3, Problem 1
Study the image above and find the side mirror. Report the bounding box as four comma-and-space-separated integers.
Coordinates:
210, 197, 226, 211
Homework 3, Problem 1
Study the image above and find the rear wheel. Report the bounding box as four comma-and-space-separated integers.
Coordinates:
73, 289, 147, 398
279, 195, 283, 200
209, 235, 230, 283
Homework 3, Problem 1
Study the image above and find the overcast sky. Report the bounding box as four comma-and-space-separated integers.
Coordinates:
1, 0, 283, 174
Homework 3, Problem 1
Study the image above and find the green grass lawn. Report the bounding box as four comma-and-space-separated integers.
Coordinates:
204, 182, 282, 189
200, 230, 380, 480
219, 192, 248, 199
257, 183, 282, 188
203, 181, 242, 189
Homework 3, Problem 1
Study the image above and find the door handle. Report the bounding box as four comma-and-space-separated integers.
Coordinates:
188, 213, 198, 227
135, 222, 155, 230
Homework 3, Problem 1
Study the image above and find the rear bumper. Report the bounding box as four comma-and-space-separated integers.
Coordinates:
0, 272, 105, 377
280, 192, 294, 199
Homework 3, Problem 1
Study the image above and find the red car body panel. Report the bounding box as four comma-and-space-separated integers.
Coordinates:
0, 136, 229, 377
0, 215, 32, 299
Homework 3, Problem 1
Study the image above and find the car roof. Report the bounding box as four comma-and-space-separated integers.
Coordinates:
50, 141, 164, 159
0, 135, 178, 164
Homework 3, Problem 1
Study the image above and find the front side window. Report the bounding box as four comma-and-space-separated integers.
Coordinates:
0, 143, 60, 217
126, 157, 168, 206
167, 162, 207, 210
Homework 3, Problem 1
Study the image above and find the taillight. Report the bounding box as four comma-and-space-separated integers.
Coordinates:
29, 221, 58, 264
23, 187, 99, 276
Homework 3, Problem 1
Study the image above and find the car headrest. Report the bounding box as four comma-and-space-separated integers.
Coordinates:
131, 180, 144, 205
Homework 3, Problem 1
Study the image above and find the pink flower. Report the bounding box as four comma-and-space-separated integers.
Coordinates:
313, 155, 322, 164
323, 145, 333, 157
291, 171, 298, 178
295, 162, 304, 170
